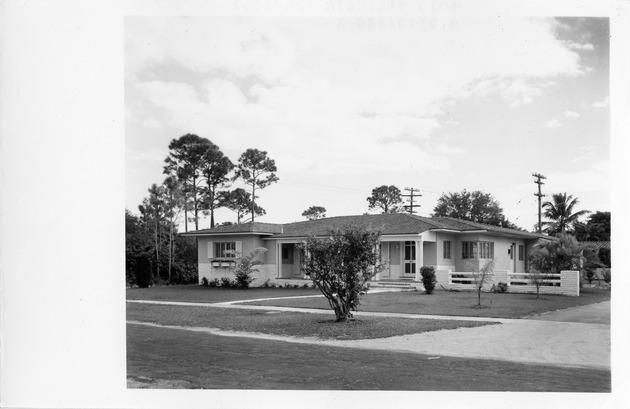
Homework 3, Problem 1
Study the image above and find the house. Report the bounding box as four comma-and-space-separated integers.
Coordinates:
180, 213, 551, 288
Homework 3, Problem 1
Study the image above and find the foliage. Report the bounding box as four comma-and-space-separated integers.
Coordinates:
169, 262, 198, 285
366, 185, 403, 214
163, 133, 218, 231
527, 267, 555, 299
220, 188, 265, 224
220, 277, 236, 288
463, 258, 495, 306
432, 190, 518, 228
226, 247, 268, 289
302, 205, 327, 220
420, 266, 437, 294
581, 246, 604, 284
542, 193, 590, 235
200, 144, 234, 228
233, 148, 279, 222
528, 234, 584, 275
297, 225, 385, 322
491, 282, 508, 293
598, 247, 611, 268
574, 211, 611, 241
602, 268, 611, 285
134, 252, 154, 288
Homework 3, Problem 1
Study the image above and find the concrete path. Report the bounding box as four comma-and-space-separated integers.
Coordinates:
127, 299, 611, 370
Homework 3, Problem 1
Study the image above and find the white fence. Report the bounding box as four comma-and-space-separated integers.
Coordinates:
435, 269, 580, 296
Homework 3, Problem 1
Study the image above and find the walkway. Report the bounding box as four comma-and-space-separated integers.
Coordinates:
127, 299, 611, 370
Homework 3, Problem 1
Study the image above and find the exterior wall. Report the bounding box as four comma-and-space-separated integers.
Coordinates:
198, 262, 310, 287
198, 234, 277, 285
423, 242, 437, 266
433, 232, 457, 271
453, 234, 526, 273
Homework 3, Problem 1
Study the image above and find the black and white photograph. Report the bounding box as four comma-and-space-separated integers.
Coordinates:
2, 0, 630, 408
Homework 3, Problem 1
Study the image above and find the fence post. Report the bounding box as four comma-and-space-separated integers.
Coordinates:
560, 270, 580, 296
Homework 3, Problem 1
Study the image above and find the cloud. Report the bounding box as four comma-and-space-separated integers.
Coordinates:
592, 96, 609, 108
562, 110, 581, 119
568, 42, 595, 51
545, 119, 562, 128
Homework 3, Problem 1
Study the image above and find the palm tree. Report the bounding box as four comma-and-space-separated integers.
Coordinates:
542, 193, 590, 235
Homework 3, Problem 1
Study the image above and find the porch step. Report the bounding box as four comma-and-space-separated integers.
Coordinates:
370, 282, 417, 291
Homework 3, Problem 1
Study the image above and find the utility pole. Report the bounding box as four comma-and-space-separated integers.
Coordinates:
402, 187, 422, 214
532, 173, 547, 233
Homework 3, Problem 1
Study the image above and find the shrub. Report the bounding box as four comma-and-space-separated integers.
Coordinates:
302, 282, 310, 288
284, 282, 292, 288
420, 266, 437, 294
220, 277, 235, 288
491, 282, 508, 293
602, 268, 611, 285
169, 263, 198, 285
201, 277, 209, 287
260, 279, 271, 288
226, 247, 268, 289
208, 278, 220, 288
134, 252, 153, 288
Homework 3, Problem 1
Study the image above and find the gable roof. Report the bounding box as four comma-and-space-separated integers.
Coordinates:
181, 213, 547, 240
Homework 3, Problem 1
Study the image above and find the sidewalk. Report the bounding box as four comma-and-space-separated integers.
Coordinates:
127, 299, 611, 370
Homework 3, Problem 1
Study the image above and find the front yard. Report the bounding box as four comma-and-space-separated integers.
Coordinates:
245, 287, 610, 319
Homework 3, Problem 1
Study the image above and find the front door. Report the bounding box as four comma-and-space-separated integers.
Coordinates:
403, 241, 416, 276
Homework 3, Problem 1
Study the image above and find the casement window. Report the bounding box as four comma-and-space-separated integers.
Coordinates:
462, 241, 494, 259
443, 240, 452, 259
207, 241, 242, 259
518, 245, 524, 261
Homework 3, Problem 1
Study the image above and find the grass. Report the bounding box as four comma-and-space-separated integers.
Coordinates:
127, 323, 611, 391
126, 284, 321, 303
245, 287, 611, 319
127, 303, 495, 340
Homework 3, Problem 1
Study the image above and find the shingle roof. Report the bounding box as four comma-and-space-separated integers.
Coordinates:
179, 222, 283, 236
180, 213, 547, 240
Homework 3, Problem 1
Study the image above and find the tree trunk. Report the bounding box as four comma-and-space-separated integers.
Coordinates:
251, 183, 256, 222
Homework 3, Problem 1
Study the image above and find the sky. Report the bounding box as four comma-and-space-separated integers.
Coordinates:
125, 16, 610, 231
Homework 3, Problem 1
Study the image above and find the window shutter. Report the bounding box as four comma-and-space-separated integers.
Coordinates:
235, 241, 243, 255
207, 242, 214, 258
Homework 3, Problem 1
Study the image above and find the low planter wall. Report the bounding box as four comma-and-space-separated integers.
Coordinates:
435, 269, 580, 296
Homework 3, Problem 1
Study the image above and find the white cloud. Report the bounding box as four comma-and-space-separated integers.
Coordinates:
545, 119, 562, 128
592, 96, 610, 108
568, 42, 595, 51
562, 110, 581, 119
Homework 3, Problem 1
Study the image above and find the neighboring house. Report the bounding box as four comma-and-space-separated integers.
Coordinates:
181, 213, 550, 286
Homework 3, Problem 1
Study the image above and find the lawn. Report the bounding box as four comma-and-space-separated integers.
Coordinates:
127, 303, 495, 340
245, 287, 611, 319
127, 323, 611, 391
126, 284, 321, 303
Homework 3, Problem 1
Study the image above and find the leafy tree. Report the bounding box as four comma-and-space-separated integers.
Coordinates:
574, 211, 610, 241
162, 176, 184, 281
366, 185, 403, 214
529, 234, 585, 274
542, 192, 590, 235
164, 134, 216, 231
302, 206, 327, 220
200, 144, 234, 228
233, 149, 279, 222
221, 188, 266, 224
138, 183, 167, 280
297, 225, 385, 322
432, 190, 517, 228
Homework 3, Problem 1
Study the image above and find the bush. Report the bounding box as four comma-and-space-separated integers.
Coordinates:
220, 277, 235, 288
598, 248, 611, 268
491, 282, 508, 293
201, 277, 209, 287
169, 263, 198, 285
228, 247, 267, 289
134, 252, 153, 288
260, 279, 271, 288
420, 266, 437, 294
602, 268, 611, 285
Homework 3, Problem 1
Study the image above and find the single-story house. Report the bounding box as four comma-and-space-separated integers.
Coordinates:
181, 213, 551, 287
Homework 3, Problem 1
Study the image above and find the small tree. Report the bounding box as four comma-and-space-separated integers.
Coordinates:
302, 206, 327, 220
297, 225, 385, 322
420, 266, 437, 294
225, 247, 268, 289
366, 185, 403, 214
463, 259, 495, 306
233, 149, 279, 222
527, 266, 550, 299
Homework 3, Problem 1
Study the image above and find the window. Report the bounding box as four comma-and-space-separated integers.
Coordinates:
215, 242, 236, 258
518, 245, 524, 261
443, 241, 452, 259
404, 241, 416, 261
462, 241, 493, 259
